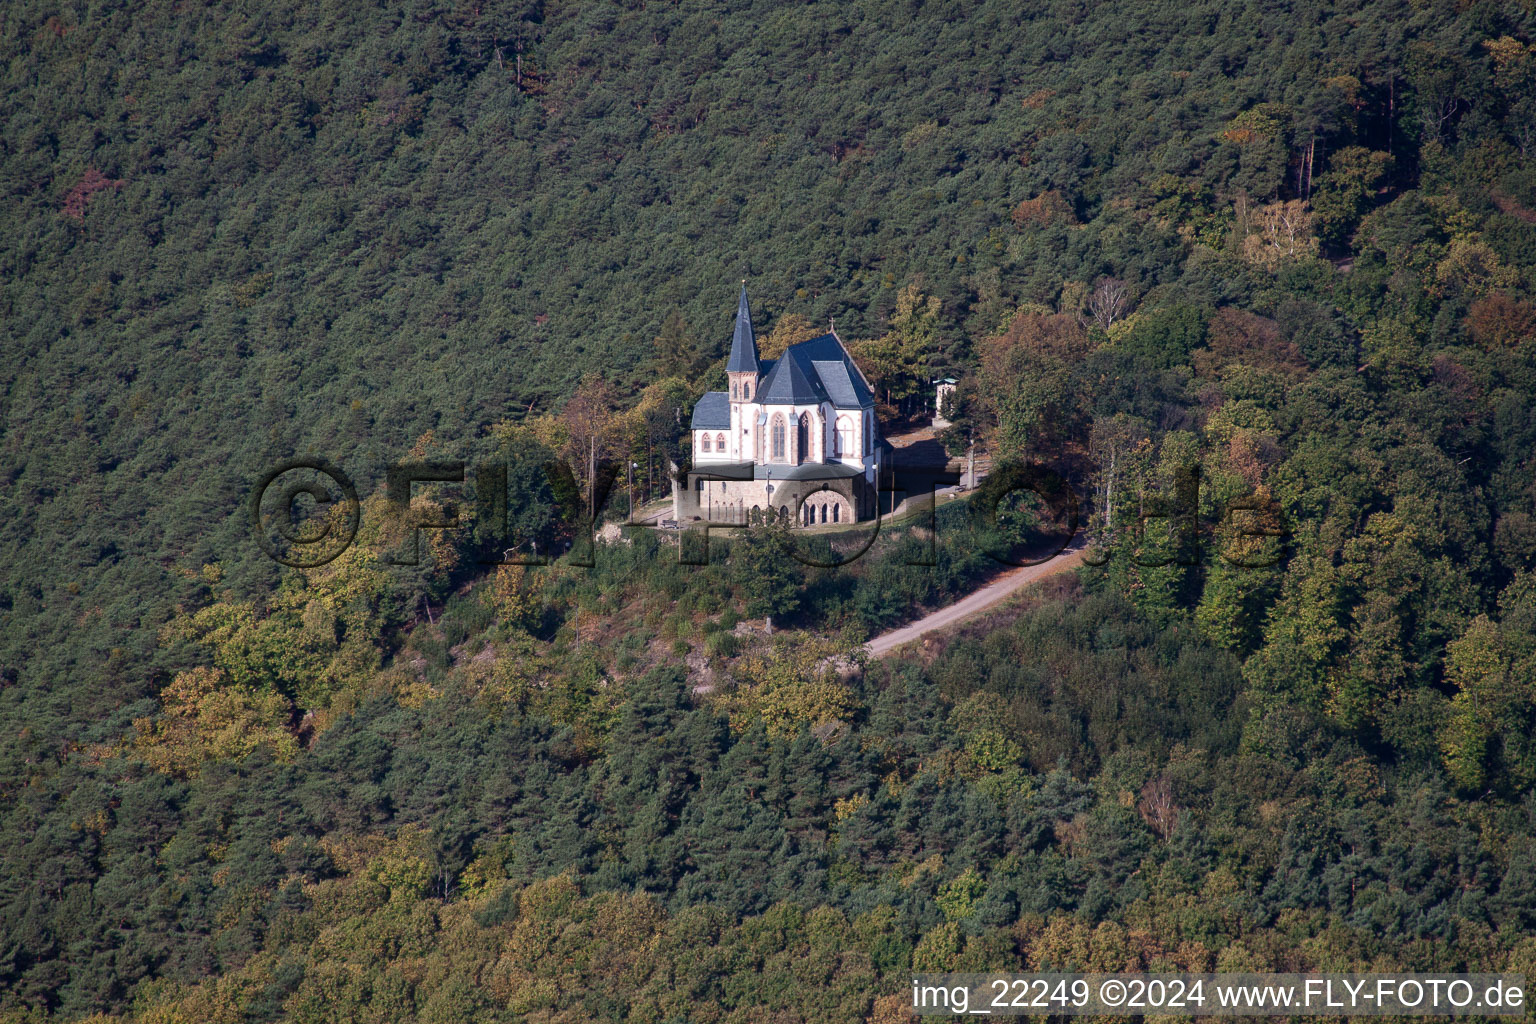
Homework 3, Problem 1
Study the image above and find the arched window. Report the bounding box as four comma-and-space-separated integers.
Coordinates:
716, 433, 725, 453
701, 434, 711, 452
797, 413, 810, 464
771, 415, 786, 460
743, 383, 751, 400
837, 417, 853, 457
731, 382, 737, 400
820, 504, 828, 523
832, 503, 839, 523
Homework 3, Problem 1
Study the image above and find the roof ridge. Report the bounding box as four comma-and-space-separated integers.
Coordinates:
828, 328, 875, 393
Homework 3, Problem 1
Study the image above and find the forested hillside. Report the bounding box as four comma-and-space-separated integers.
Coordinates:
5, 0, 1536, 1020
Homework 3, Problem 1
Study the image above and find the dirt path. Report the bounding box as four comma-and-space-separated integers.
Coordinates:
864, 544, 1086, 658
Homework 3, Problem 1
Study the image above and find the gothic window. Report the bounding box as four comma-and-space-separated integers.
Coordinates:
832, 503, 839, 523
797, 413, 810, 464
837, 417, 853, 456
716, 433, 725, 452
701, 434, 711, 452
771, 415, 785, 460
744, 383, 751, 400
731, 382, 737, 400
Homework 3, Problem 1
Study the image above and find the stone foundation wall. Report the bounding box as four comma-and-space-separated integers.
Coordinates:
677, 474, 872, 524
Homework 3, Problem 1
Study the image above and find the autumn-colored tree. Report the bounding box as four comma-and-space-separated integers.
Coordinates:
1011, 189, 1074, 228
1241, 200, 1318, 269
850, 282, 941, 408
488, 563, 540, 632
1486, 35, 1536, 155
1194, 307, 1307, 378
166, 492, 451, 716
614, 376, 693, 502
716, 631, 863, 737
1466, 292, 1536, 350
61, 166, 125, 220
1431, 237, 1522, 300
560, 372, 622, 469
975, 309, 1092, 456
758, 312, 821, 360
134, 666, 297, 777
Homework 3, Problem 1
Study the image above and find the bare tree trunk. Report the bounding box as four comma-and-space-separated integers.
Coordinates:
1088, 278, 1129, 331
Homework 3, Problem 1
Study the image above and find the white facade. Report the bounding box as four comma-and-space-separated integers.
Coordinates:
680, 286, 885, 525
694, 399, 873, 472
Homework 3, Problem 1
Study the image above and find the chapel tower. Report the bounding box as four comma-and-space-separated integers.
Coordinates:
725, 282, 760, 406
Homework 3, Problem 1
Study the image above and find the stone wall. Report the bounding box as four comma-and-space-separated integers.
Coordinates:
676, 474, 873, 525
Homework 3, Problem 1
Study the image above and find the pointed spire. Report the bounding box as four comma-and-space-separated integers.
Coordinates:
726, 282, 760, 374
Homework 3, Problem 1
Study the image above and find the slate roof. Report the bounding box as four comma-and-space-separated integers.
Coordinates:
690, 391, 731, 429
811, 360, 859, 407
693, 286, 875, 438
725, 284, 760, 374
757, 349, 826, 404
755, 332, 874, 409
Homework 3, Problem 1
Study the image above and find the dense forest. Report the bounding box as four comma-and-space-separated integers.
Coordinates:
4, 0, 1536, 1020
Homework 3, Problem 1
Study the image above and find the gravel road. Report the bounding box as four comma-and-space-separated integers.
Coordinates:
864, 543, 1086, 658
